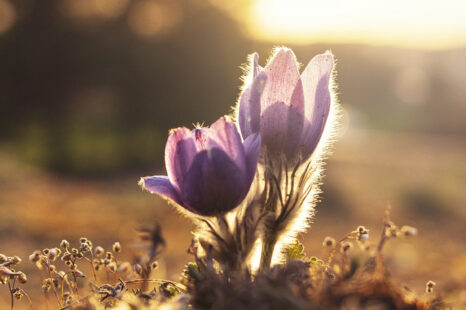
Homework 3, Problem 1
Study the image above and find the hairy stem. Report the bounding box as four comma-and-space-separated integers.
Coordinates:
259, 232, 277, 270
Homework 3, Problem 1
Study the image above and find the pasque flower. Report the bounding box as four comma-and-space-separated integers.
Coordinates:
140, 117, 261, 216
238, 48, 334, 161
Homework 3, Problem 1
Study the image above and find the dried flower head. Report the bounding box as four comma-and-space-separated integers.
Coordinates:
322, 236, 336, 247
60, 240, 70, 249
400, 225, 418, 237
94, 246, 104, 257
340, 241, 353, 253
112, 242, 121, 253
426, 280, 436, 293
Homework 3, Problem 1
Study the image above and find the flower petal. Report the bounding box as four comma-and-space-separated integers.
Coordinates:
165, 127, 196, 190
299, 53, 334, 159
262, 48, 302, 112
300, 53, 333, 122
207, 117, 247, 174
243, 133, 261, 185
181, 149, 246, 216
238, 71, 267, 139
261, 101, 304, 158
251, 52, 263, 79
140, 176, 183, 206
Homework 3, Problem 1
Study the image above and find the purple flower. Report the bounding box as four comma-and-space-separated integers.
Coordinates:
238, 48, 334, 161
140, 117, 261, 216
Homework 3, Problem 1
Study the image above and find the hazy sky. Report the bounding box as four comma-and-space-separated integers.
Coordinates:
245, 0, 466, 49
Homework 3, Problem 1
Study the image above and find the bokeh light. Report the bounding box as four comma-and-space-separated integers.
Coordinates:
212, 0, 466, 49
127, 0, 182, 37
61, 0, 130, 21
0, 0, 15, 35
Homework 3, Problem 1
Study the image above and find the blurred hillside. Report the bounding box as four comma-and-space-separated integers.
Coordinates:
1, 0, 465, 176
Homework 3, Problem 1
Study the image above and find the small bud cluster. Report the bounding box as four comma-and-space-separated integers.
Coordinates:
426, 280, 436, 293
0, 253, 29, 306
0, 254, 27, 285
357, 226, 369, 242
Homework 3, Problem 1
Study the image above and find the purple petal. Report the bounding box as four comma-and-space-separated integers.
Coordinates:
207, 117, 246, 174
165, 127, 196, 190
261, 101, 304, 158
300, 53, 333, 122
259, 49, 305, 155
251, 52, 263, 79
262, 48, 302, 112
181, 149, 246, 216
238, 71, 267, 139
141, 176, 183, 206
299, 53, 334, 159
243, 133, 261, 185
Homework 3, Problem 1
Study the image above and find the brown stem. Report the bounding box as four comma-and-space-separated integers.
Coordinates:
19, 289, 34, 310
85, 253, 97, 281
7, 279, 14, 310
45, 262, 62, 307
124, 279, 186, 292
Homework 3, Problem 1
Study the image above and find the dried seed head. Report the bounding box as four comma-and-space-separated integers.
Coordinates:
400, 226, 418, 237
357, 226, 369, 242
48, 265, 56, 272
81, 243, 90, 252
133, 263, 143, 275
18, 272, 27, 284
86, 240, 93, 249
107, 262, 117, 273
80, 237, 88, 244
106, 252, 113, 259
43, 248, 50, 255
0, 254, 7, 263
426, 280, 436, 293
13, 289, 23, 300
322, 236, 336, 247
61, 253, 72, 262
340, 241, 353, 253
11, 256, 21, 265
151, 261, 158, 270
94, 246, 104, 257
29, 251, 41, 263
48, 249, 59, 261
112, 242, 121, 253
60, 240, 70, 249
73, 270, 86, 278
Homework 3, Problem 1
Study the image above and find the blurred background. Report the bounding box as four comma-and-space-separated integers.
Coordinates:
0, 0, 465, 307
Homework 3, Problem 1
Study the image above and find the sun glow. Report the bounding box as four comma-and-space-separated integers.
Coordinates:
247, 0, 466, 49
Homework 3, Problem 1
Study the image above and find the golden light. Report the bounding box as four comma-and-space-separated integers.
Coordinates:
241, 0, 466, 49
61, 0, 129, 20
127, 0, 181, 38
0, 0, 15, 35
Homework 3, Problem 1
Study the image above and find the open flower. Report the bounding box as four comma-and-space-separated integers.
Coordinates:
140, 117, 261, 216
238, 48, 334, 162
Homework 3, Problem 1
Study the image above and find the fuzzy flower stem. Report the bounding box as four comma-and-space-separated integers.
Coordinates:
259, 233, 277, 271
